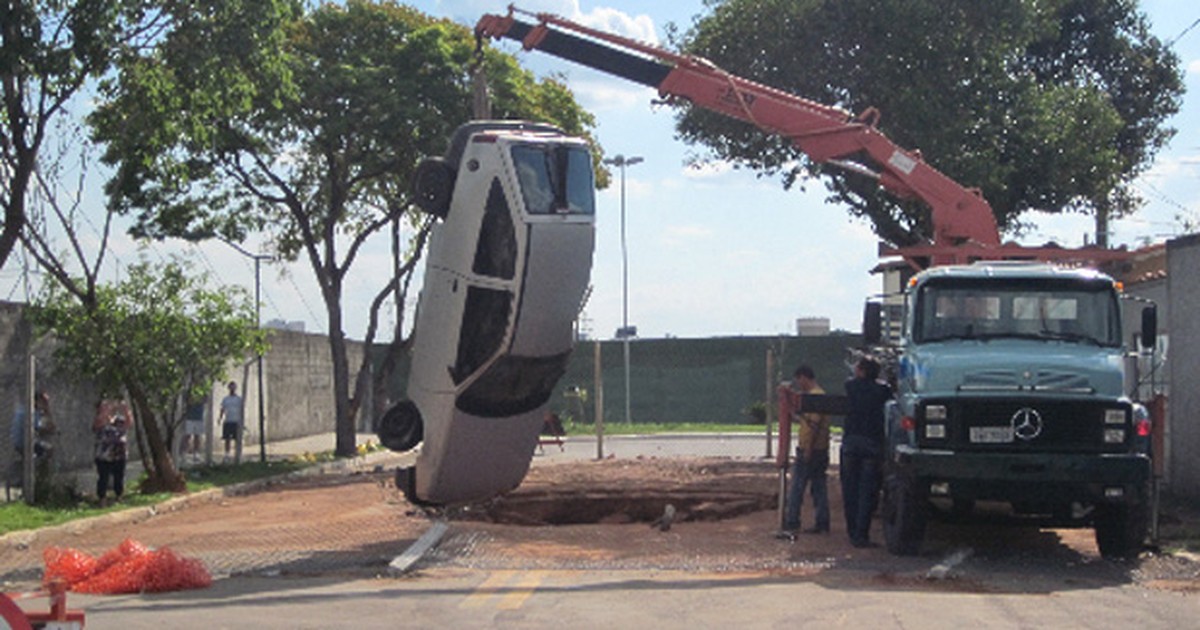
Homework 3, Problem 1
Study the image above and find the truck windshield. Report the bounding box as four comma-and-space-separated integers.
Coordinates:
914, 278, 1120, 346
511, 144, 595, 215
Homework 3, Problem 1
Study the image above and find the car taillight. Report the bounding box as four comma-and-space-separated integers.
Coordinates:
901, 416, 916, 432
1136, 418, 1152, 437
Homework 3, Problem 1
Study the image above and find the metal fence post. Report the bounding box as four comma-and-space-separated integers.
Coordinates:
23, 355, 35, 504
594, 340, 604, 460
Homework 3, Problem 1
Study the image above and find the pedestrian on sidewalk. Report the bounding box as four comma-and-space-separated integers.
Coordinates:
218, 381, 244, 463
93, 399, 131, 506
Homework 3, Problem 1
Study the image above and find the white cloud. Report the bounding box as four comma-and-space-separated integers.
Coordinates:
571, 79, 655, 113
574, 7, 659, 45
1188, 58, 1200, 75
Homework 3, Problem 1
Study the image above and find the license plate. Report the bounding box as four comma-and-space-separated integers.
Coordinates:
970, 426, 1014, 443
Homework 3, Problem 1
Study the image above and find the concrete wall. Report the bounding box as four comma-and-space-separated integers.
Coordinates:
0, 301, 99, 478
258, 330, 366, 443
1168, 234, 1200, 499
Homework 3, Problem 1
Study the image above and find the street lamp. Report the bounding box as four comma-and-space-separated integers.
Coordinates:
603, 154, 643, 425
223, 240, 273, 463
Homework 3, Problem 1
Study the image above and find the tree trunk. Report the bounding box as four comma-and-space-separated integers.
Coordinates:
127, 383, 185, 493
326, 299, 357, 458
1095, 206, 1110, 249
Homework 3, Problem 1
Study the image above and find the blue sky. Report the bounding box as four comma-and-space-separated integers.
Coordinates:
8, 1, 1198, 342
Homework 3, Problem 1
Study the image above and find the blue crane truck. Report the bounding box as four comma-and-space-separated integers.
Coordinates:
870, 262, 1156, 559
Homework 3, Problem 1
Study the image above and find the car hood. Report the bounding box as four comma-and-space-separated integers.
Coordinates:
900, 339, 1125, 398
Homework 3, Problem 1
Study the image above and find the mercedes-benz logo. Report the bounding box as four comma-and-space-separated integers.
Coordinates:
1011, 407, 1043, 441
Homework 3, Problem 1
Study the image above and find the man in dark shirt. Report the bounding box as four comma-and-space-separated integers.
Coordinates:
841, 356, 891, 548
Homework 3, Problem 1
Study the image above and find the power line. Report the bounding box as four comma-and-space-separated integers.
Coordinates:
1166, 16, 1200, 47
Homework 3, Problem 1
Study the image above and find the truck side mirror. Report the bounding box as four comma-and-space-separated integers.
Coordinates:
1141, 306, 1157, 350
863, 302, 882, 345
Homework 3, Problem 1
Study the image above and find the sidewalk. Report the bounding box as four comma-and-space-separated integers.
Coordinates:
58, 432, 396, 501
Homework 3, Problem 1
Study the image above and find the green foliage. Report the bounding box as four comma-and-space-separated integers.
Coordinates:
91, 0, 600, 252
0, 0, 153, 270
673, 0, 1183, 246
32, 256, 266, 420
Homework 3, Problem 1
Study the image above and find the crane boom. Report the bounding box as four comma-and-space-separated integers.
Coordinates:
476, 8, 999, 257
476, 7, 1131, 268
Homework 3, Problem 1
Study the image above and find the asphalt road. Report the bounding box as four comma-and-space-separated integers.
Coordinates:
65, 561, 1197, 629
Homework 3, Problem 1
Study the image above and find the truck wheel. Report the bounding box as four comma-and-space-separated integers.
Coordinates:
883, 474, 927, 556
412, 157, 455, 219
1094, 503, 1148, 560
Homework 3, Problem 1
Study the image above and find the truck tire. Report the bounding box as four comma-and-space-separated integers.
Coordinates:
883, 473, 927, 556
412, 157, 455, 219
1094, 502, 1148, 560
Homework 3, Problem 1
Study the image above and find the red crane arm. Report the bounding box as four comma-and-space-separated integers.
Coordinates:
475, 7, 1001, 252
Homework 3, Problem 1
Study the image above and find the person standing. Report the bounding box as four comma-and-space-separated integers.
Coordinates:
12, 390, 55, 458
93, 399, 131, 506
182, 397, 205, 463
841, 356, 891, 548
218, 381, 244, 463
777, 365, 831, 538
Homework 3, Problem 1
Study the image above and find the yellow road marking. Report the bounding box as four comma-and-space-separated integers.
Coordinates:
497, 570, 547, 610
460, 570, 548, 610
460, 570, 517, 608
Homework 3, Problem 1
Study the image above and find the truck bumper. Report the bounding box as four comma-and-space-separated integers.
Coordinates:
892, 446, 1151, 506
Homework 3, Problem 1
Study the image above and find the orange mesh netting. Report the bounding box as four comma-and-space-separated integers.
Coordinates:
43, 538, 212, 594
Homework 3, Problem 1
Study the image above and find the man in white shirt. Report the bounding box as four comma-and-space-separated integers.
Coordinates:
218, 381, 244, 463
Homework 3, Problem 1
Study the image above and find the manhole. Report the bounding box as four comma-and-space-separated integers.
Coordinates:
458, 489, 776, 526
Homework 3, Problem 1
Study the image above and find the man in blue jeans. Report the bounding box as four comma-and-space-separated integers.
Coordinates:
777, 365, 831, 539
841, 356, 892, 548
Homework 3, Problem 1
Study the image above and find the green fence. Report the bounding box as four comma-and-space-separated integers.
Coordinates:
550, 334, 860, 426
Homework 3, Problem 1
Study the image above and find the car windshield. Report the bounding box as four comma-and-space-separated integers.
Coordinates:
913, 277, 1121, 347
511, 144, 594, 215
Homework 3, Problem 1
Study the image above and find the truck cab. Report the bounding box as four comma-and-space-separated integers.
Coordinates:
378, 121, 595, 506
880, 262, 1153, 558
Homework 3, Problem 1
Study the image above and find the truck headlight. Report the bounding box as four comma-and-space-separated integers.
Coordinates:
925, 424, 946, 439
925, 405, 947, 421
1104, 409, 1126, 425
1104, 428, 1126, 443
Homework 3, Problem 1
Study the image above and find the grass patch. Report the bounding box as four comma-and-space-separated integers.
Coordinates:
0, 458, 314, 536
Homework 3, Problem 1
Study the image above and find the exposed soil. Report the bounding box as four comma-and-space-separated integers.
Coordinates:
2, 456, 1198, 594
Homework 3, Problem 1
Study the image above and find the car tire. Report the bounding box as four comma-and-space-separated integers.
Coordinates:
412, 157, 455, 219
377, 400, 424, 452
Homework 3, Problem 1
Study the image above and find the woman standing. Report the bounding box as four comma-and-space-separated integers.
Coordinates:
93, 399, 132, 506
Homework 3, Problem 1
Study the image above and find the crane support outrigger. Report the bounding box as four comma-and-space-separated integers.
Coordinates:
475, 6, 1128, 268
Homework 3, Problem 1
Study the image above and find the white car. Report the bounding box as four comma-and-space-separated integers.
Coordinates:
378, 121, 595, 506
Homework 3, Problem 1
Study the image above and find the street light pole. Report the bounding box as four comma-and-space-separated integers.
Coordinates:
223, 240, 272, 463
603, 154, 643, 425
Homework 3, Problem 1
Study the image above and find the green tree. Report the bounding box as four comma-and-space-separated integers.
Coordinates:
89, 1, 600, 457
33, 258, 266, 492
672, 0, 1182, 247
1, 0, 155, 273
